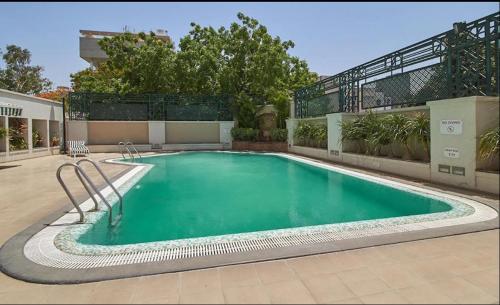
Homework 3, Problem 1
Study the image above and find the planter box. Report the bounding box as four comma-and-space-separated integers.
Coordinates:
341, 152, 431, 181
476, 171, 500, 195
232, 141, 288, 152
289, 145, 328, 160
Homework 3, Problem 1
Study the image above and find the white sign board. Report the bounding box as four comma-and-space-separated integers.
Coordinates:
444, 147, 460, 158
440, 120, 463, 135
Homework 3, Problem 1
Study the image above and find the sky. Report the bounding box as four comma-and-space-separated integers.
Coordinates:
0, 2, 497, 88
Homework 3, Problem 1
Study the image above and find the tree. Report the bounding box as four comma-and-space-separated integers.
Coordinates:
36, 86, 70, 109
70, 13, 318, 127
0, 45, 52, 94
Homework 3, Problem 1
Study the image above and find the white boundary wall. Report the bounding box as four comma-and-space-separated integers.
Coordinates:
67, 120, 235, 152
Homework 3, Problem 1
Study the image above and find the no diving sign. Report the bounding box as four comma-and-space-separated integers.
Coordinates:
440, 120, 463, 135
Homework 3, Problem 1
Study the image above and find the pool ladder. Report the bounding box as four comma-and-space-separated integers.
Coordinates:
118, 141, 142, 161
56, 158, 123, 226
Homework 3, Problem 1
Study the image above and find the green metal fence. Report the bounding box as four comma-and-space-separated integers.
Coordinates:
68, 93, 233, 121
295, 12, 499, 118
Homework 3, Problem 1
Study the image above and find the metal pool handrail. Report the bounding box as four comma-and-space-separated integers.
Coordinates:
118, 142, 134, 160
76, 158, 123, 214
126, 141, 142, 159
56, 162, 114, 225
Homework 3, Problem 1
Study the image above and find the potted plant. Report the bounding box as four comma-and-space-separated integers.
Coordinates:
51, 136, 60, 147
407, 113, 431, 162
386, 114, 412, 160
0, 127, 6, 140
479, 126, 500, 160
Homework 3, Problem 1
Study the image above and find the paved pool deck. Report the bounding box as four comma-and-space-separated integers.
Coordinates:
0, 153, 498, 304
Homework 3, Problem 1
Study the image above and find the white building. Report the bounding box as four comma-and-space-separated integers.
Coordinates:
0, 89, 64, 163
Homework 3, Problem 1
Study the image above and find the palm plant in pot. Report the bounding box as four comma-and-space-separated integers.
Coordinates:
385, 114, 412, 160
358, 111, 380, 155
407, 113, 431, 162
479, 126, 500, 161
340, 118, 364, 153
371, 115, 394, 157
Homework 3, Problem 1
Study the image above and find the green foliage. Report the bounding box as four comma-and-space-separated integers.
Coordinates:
231, 127, 259, 141
340, 112, 430, 161
407, 112, 430, 159
385, 113, 412, 157
479, 126, 500, 160
32, 129, 43, 147
70, 13, 317, 125
0, 127, 6, 139
294, 121, 327, 148
270, 128, 287, 142
8, 119, 28, 151
234, 92, 257, 128
0, 45, 52, 94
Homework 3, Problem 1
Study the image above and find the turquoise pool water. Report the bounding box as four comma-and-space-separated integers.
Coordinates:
78, 152, 452, 246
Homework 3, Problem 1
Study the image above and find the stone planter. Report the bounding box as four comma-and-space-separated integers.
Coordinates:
232, 141, 288, 152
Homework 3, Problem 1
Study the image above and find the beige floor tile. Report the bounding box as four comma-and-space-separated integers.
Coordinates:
405, 257, 456, 282
0, 286, 54, 304
263, 280, 316, 304
223, 284, 271, 304
322, 251, 366, 273
432, 277, 498, 304
329, 297, 364, 304
336, 267, 378, 284
180, 289, 225, 304
343, 278, 391, 297
360, 291, 411, 304
369, 262, 426, 289
350, 246, 391, 264
301, 273, 356, 303
254, 260, 297, 284
219, 264, 260, 288
429, 255, 486, 276
398, 239, 450, 260
88, 278, 141, 304
286, 256, 327, 278
462, 269, 500, 299
180, 268, 221, 293
397, 283, 457, 304
130, 273, 180, 304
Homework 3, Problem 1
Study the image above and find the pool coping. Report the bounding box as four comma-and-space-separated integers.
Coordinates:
0, 151, 498, 284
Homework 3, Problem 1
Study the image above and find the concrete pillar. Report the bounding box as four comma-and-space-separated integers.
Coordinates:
285, 118, 297, 146
219, 121, 235, 145
148, 121, 165, 145
326, 113, 345, 161
0, 116, 7, 156
428, 96, 499, 190
27, 118, 33, 153
45, 119, 50, 148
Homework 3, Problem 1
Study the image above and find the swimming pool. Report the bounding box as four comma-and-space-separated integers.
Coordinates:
10, 151, 496, 283
79, 152, 452, 246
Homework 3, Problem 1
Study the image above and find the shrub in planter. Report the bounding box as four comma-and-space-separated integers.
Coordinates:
9, 120, 28, 151
385, 114, 412, 159
51, 136, 60, 147
231, 127, 259, 141
407, 113, 430, 161
294, 121, 327, 148
479, 126, 500, 160
32, 129, 44, 148
270, 128, 287, 142
0, 127, 6, 139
